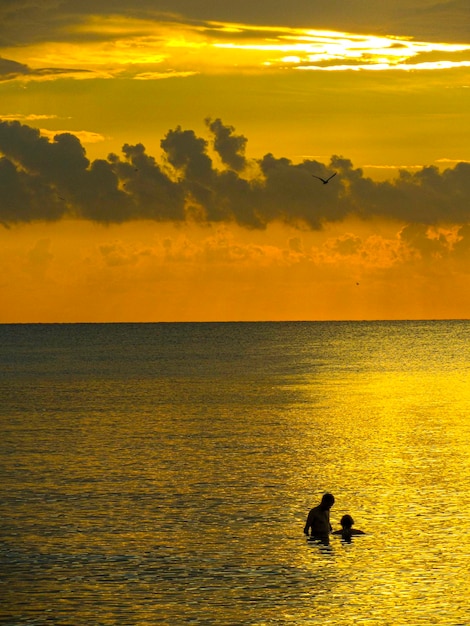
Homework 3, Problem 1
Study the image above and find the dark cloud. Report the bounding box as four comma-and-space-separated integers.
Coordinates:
0, 55, 92, 81
0, 57, 30, 78
394, 0, 470, 43
0, 155, 65, 225
161, 126, 213, 184
205, 118, 247, 172
111, 143, 185, 221
0, 1, 80, 47
0, 118, 469, 230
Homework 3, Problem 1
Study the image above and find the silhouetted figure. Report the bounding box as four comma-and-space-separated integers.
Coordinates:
332, 514, 365, 542
304, 493, 335, 544
312, 172, 336, 184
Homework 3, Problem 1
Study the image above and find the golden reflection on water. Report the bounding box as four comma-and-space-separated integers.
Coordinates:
1, 322, 470, 624
290, 358, 470, 625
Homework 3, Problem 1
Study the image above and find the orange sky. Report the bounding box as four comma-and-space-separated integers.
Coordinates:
1, 1, 469, 321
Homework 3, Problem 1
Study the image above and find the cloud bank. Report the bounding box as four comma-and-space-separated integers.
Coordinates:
1, 0, 469, 47
1, 4, 469, 82
0, 118, 469, 230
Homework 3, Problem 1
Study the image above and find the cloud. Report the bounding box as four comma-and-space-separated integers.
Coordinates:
0, 57, 31, 78
0, 56, 93, 82
314, 231, 405, 269
39, 128, 106, 144
1, 7, 469, 82
133, 71, 197, 80
1, 1, 469, 47
296, 60, 470, 72
1, 118, 470, 232
213, 25, 470, 72
205, 117, 247, 171
0, 113, 60, 122
393, 0, 470, 43
436, 157, 470, 164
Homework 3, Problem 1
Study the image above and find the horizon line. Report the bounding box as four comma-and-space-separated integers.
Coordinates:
1, 318, 468, 325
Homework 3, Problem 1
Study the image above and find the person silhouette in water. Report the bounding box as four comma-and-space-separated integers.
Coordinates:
304, 493, 335, 544
332, 514, 365, 542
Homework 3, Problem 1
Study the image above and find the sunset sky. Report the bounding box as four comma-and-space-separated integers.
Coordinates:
1, 0, 469, 322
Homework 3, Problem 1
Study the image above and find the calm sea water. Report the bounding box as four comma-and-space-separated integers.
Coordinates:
1, 321, 470, 625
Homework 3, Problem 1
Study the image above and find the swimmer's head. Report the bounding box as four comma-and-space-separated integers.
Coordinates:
340, 514, 354, 528
321, 493, 335, 509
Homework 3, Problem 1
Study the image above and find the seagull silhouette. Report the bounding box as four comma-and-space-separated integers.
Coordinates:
312, 172, 337, 184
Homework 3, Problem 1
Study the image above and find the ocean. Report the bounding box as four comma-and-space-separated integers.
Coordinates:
1, 321, 469, 625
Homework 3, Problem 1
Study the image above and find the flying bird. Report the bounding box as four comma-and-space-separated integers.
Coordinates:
312, 172, 337, 184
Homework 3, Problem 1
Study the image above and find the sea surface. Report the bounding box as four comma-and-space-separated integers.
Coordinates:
1, 321, 469, 625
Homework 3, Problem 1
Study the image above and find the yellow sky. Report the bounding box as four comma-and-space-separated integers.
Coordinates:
1, 2, 469, 321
